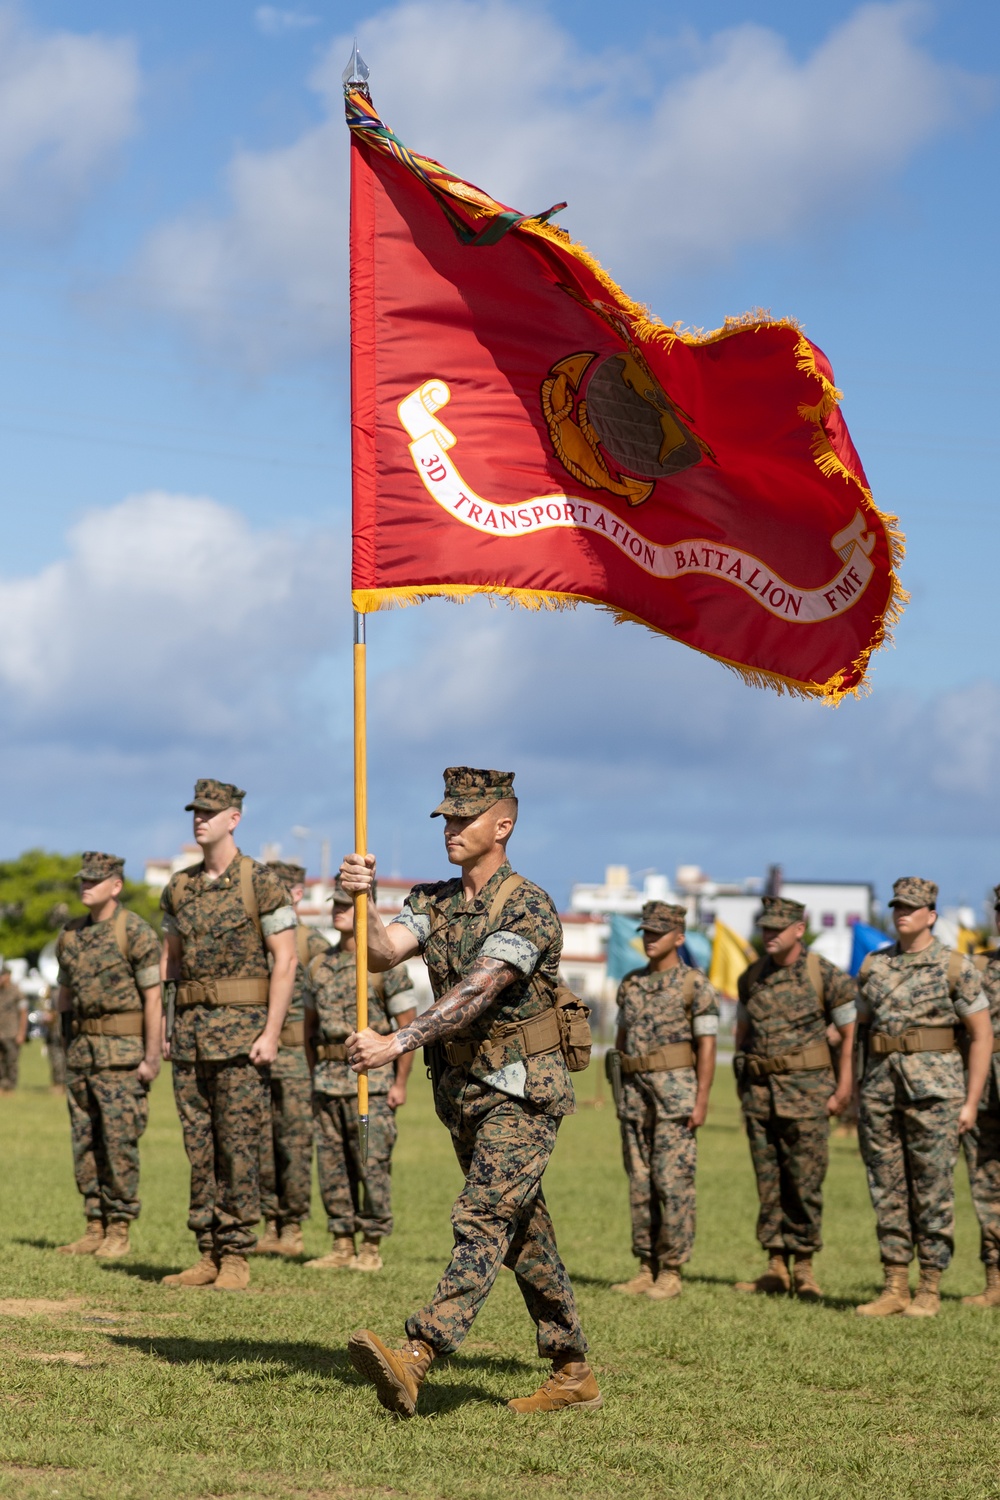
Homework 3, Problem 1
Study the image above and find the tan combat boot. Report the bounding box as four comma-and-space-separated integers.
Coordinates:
276, 1222, 304, 1257
903, 1265, 942, 1318
962, 1265, 1000, 1308
251, 1220, 280, 1255
647, 1267, 682, 1301
94, 1221, 131, 1259
735, 1254, 790, 1295
56, 1220, 104, 1255
212, 1253, 250, 1291
351, 1237, 383, 1272
161, 1250, 220, 1287
792, 1254, 823, 1302
611, 1260, 654, 1295
348, 1329, 435, 1418
856, 1262, 911, 1317
508, 1357, 603, 1414
305, 1235, 356, 1269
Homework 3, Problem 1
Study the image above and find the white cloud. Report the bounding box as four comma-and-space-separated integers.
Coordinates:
254, 7, 320, 37
129, 0, 985, 368
0, 6, 139, 234
0, 492, 343, 745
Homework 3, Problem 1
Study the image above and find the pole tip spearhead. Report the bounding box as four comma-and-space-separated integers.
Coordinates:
342, 39, 370, 96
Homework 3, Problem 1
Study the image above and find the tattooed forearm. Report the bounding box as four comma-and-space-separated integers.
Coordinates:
394, 957, 517, 1052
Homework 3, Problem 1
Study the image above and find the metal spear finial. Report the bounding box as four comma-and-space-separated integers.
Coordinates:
342, 39, 370, 97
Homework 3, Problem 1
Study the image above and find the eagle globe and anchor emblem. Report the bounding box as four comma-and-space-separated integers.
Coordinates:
540, 347, 706, 507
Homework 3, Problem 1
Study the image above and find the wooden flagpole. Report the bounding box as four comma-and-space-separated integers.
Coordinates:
354, 609, 369, 1162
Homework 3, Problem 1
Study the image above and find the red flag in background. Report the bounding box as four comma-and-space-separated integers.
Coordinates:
347, 88, 905, 702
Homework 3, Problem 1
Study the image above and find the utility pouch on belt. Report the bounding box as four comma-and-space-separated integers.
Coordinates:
620, 1042, 696, 1074
605, 1048, 623, 1110
316, 1042, 347, 1062
176, 977, 270, 1009
742, 1041, 833, 1078
280, 1020, 305, 1047
869, 1027, 957, 1056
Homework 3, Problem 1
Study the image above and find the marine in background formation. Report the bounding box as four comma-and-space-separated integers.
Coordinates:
252, 860, 330, 1259
609, 899, 718, 1301
342, 766, 601, 1418
303, 878, 415, 1271
160, 780, 297, 1292
961, 881, 1000, 1309
734, 895, 857, 1302
0, 960, 28, 1092
855, 877, 992, 1318
54, 853, 161, 1258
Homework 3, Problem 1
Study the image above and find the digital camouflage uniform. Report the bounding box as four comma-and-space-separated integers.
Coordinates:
307, 946, 414, 1239
392, 825, 587, 1360
0, 972, 28, 1091
56, 895, 160, 1223
737, 898, 858, 1256
615, 938, 718, 1269
256, 861, 330, 1230
162, 847, 296, 1255
858, 933, 986, 1270
963, 944, 1000, 1269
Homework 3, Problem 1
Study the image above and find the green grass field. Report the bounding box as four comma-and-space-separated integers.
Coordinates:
2, 1043, 1000, 1500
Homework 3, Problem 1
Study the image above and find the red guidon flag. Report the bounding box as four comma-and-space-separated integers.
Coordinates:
347, 88, 905, 701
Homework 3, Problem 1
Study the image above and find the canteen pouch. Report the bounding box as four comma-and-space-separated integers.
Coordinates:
554, 982, 592, 1072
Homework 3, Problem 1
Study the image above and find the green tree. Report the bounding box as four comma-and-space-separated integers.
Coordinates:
0, 850, 162, 964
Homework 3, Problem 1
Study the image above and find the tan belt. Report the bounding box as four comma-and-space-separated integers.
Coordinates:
744, 1041, 832, 1078
280, 1020, 304, 1047
75, 1013, 143, 1037
444, 1007, 561, 1069
620, 1042, 695, 1074
316, 1042, 347, 1062
176, 978, 270, 1009
870, 1027, 956, 1056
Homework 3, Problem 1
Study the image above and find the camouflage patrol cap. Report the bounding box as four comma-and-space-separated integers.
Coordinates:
639, 900, 686, 935
267, 860, 306, 889
75, 851, 125, 882
430, 766, 516, 819
756, 895, 807, 930
329, 875, 377, 907
888, 876, 938, 910
185, 778, 246, 813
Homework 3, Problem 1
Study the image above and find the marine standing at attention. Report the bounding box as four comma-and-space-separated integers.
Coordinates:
855, 877, 991, 1318
610, 899, 718, 1302
303, 878, 415, 1272
0, 961, 29, 1093
960, 882, 1000, 1309
341, 767, 601, 1418
251, 860, 331, 1259
160, 780, 298, 1291
54, 853, 162, 1259
733, 895, 857, 1302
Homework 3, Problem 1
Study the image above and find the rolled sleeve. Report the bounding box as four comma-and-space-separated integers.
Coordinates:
480, 930, 540, 976
692, 1014, 718, 1037
387, 991, 416, 1018
161, 912, 179, 938
135, 964, 161, 991
261, 905, 297, 937
391, 907, 430, 947
831, 1000, 857, 1029
955, 993, 990, 1020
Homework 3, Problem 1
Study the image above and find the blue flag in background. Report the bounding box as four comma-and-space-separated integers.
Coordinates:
850, 922, 891, 976
607, 914, 647, 983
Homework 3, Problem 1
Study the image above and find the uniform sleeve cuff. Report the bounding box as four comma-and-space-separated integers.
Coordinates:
160, 913, 178, 937
261, 905, 297, 937
831, 1001, 857, 1028
480, 931, 540, 975
135, 965, 161, 990
955, 994, 990, 1018
391, 909, 430, 946
388, 991, 416, 1017
693, 1015, 718, 1037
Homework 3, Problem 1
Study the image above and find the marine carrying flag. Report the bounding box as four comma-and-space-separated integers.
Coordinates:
347, 88, 905, 702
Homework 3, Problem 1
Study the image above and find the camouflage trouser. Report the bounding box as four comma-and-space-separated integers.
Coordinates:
48, 1031, 67, 1087
406, 1090, 587, 1359
963, 1089, 1000, 1266
172, 1060, 266, 1254
259, 1074, 314, 1225
743, 1110, 828, 1254
313, 1092, 396, 1238
619, 1103, 697, 1267
0, 1038, 20, 1090
858, 1064, 960, 1270
66, 1068, 149, 1221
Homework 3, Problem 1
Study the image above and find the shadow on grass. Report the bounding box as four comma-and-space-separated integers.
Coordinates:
96, 1260, 181, 1283
13, 1237, 66, 1252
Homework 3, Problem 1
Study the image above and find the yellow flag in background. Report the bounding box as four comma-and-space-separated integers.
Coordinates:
957, 927, 979, 955
709, 921, 756, 1000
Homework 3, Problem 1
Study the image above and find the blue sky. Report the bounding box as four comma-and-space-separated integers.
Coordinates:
0, 0, 997, 913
